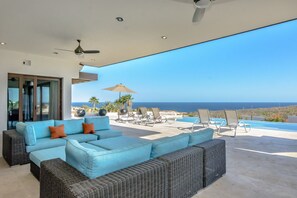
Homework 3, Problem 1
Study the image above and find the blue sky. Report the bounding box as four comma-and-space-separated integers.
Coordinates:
73, 20, 297, 103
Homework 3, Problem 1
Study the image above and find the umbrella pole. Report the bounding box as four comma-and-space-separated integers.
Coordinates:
117, 92, 121, 121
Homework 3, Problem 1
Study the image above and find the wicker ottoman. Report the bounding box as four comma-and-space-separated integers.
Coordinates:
158, 147, 204, 198
194, 139, 226, 187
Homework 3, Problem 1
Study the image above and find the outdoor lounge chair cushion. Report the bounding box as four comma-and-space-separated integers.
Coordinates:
65, 139, 152, 179
16, 122, 36, 146
29, 143, 108, 167
64, 134, 98, 142
88, 136, 149, 150
94, 129, 123, 139
26, 120, 55, 139
29, 146, 66, 167
26, 137, 66, 153
151, 133, 190, 158
85, 116, 110, 131
80, 143, 108, 152
55, 119, 84, 135
188, 128, 214, 146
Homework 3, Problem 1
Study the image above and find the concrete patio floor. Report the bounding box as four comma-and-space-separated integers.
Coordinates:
0, 120, 297, 198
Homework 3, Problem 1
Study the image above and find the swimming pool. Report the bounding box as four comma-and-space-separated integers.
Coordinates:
176, 117, 297, 132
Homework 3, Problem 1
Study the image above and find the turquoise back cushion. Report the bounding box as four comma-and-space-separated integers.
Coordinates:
85, 116, 110, 131
66, 140, 152, 179
189, 128, 214, 146
151, 133, 190, 158
16, 122, 36, 146
26, 120, 54, 139
55, 119, 84, 135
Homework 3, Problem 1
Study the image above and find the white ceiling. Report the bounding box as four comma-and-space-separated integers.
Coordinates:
0, 0, 296, 67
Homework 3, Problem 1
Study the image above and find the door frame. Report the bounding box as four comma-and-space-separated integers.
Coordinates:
7, 73, 63, 123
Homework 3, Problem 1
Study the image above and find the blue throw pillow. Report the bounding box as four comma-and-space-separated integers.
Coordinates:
151, 133, 190, 158
66, 140, 152, 179
16, 122, 36, 146
188, 128, 214, 146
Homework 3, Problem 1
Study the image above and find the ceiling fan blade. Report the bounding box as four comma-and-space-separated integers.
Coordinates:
55, 48, 73, 52
192, 8, 205, 23
213, 0, 236, 5
83, 50, 100, 54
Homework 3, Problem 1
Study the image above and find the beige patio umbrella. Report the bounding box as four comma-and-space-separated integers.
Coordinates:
103, 83, 136, 99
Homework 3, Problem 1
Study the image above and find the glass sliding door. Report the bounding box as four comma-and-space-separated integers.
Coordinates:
36, 79, 60, 121
7, 76, 20, 129
22, 78, 35, 122
7, 74, 62, 128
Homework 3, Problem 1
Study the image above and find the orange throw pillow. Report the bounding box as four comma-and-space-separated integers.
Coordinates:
83, 123, 95, 134
49, 124, 67, 139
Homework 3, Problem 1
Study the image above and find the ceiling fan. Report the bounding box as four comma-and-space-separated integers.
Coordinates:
56, 40, 100, 55
192, 0, 214, 23
173, 0, 232, 23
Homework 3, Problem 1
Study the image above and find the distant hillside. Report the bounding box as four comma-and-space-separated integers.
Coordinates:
188, 106, 297, 122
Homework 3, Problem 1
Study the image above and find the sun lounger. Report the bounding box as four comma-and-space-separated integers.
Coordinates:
218, 110, 251, 137
134, 107, 151, 125
192, 109, 211, 131
151, 108, 167, 124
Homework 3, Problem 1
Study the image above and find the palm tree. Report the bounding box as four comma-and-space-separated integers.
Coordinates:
89, 97, 99, 112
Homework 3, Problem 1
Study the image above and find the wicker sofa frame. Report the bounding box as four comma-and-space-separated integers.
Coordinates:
2, 130, 30, 166
194, 139, 226, 187
38, 140, 225, 198
40, 158, 168, 198
158, 147, 204, 198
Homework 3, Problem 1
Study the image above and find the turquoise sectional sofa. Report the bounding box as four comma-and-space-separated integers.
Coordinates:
29, 128, 215, 180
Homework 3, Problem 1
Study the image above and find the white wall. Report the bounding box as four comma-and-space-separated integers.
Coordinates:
0, 49, 80, 156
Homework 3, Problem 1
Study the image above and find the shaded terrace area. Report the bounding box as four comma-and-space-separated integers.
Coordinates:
1, 120, 296, 197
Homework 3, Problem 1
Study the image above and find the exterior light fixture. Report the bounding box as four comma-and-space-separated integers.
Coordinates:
161, 36, 167, 39
0, 42, 7, 45
53, 52, 59, 55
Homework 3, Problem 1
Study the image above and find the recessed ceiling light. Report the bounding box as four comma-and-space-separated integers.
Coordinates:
0, 42, 7, 45
53, 52, 59, 55
116, 17, 124, 22
161, 36, 167, 39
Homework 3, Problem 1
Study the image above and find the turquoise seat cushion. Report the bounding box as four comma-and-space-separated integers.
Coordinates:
55, 119, 84, 135
29, 146, 66, 167
88, 136, 149, 150
151, 134, 190, 158
85, 116, 110, 131
16, 122, 36, 146
80, 143, 108, 152
64, 134, 98, 142
26, 120, 54, 139
66, 140, 152, 179
94, 129, 122, 139
188, 128, 214, 146
26, 137, 66, 153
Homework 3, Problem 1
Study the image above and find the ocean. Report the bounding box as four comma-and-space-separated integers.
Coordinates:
71, 102, 297, 112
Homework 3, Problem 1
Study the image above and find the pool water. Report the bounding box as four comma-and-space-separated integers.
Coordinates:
177, 117, 297, 132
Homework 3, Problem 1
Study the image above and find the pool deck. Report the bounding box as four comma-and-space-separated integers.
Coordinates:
0, 120, 297, 197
